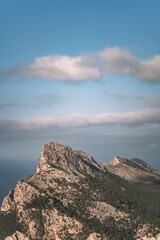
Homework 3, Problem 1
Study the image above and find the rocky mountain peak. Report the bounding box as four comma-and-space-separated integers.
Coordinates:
36, 142, 102, 176
110, 156, 121, 166
108, 155, 154, 172
1, 142, 160, 240
104, 156, 160, 183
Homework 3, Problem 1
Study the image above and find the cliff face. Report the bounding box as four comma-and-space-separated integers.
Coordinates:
37, 142, 102, 175
1, 142, 160, 240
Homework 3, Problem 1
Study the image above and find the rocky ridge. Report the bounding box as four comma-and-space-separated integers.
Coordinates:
37, 142, 102, 175
104, 156, 160, 183
1, 142, 160, 240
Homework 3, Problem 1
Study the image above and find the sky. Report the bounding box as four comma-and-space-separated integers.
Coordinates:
0, 0, 160, 202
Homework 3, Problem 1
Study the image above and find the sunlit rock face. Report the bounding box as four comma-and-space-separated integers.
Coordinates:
87, 232, 103, 240
1, 189, 15, 212
37, 142, 102, 176
136, 234, 160, 240
109, 156, 121, 166
87, 232, 110, 240
1, 142, 160, 240
4, 231, 28, 240
103, 156, 160, 183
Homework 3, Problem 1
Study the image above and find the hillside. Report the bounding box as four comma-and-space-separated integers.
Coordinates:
104, 156, 160, 183
0, 142, 160, 240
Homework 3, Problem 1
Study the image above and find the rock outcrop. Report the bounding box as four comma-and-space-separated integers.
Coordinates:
1, 142, 160, 240
1, 190, 15, 212
37, 142, 102, 175
87, 233, 103, 240
104, 156, 160, 183
137, 234, 160, 240
4, 231, 28, 240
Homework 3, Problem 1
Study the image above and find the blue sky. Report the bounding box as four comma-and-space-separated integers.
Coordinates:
0, 0, 160, 178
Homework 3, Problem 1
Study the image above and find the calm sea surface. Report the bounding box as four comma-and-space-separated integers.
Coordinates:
0, 159, 36, 207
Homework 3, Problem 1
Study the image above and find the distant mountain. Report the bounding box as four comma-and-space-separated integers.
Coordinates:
104, 156, 160, 183
0, 142, 160, 240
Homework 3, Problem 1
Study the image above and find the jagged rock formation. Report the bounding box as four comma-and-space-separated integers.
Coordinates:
37, 142, 102, 175
4, 231, 28, 240
104, 156, 160, 183
1, 142, 160, 240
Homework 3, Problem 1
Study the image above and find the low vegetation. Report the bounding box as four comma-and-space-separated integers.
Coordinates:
1, 143, 160, 239
0, 210, 26, 239
20, 172, 160, 240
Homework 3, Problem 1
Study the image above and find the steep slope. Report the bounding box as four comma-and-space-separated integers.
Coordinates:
37, 142, 102, 175
104, 156, 160, 183
1, 142, 160, 240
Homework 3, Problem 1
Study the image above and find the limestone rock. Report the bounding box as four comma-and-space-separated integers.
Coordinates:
104, 156, 160, 183
87, 233, 109, 240
37, 142, 102, 176
1, 142, 160, 240
87, 233, 103, 240
4, 231, 28, 240
87, 201, 129, 222
1, 190, 15, 212
1, 179, 41, 212
137, 234, 160, 240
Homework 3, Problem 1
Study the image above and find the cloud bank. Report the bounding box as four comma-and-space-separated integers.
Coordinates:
3, 47, 160, 83
100, 47, 160, 83
1, 109, 160, 131
5, 55, 100, 81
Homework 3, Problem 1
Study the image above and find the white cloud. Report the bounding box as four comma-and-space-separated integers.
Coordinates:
5, 55, 100, 81
100, 47, 160, 82
1, 109, 160, 131
3, 47, 160, 82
